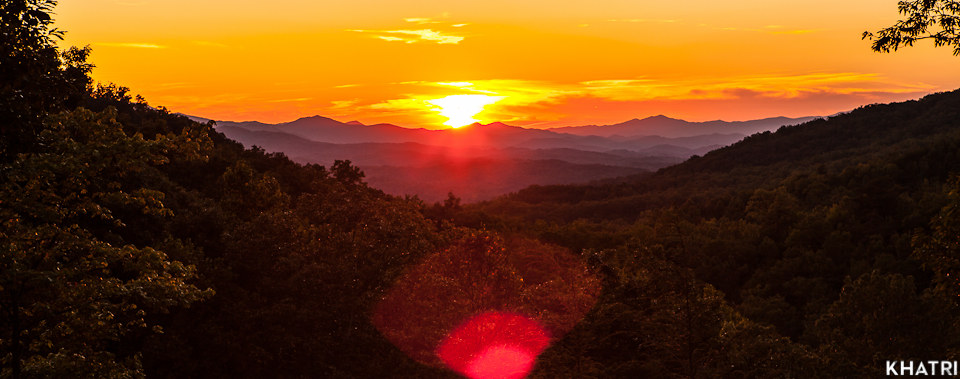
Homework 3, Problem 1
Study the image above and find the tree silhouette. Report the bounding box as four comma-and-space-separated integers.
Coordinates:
864, 0, 960, 55
0, 0, 93, 160
0, 108, 211, 378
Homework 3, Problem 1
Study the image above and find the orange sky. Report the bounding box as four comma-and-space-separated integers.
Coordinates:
57, 0, 960, 129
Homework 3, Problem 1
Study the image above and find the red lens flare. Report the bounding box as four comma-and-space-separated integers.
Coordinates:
467, 346, 534, 379
371, 235, 600, 377
437, 312, 550, 379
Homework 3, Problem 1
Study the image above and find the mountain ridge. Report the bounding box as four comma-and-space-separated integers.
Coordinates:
546, 115, 820, 138
209, 112, 816, 201
213, 114, 794, 151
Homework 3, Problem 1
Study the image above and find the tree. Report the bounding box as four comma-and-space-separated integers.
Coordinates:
0, 108, 210, 378
372, 234, 600, 372
864, 0, 960, 55
815, 271, 954, 378
0, 0, 93, 160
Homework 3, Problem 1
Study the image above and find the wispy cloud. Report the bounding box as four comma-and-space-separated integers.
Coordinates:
769, 29, 821, 35
569, 73, 937, 102
384, 29, 464, 44
331, 99, 362, 109
363, 98, 435, 116
708, 25, 822, 35
350, 26, 465, 44
405, 17, 440, 24
381, 74, 938, 123
378, 36, 409, 43
607, 19, 677, 23
433, 82, 496, 94
94, 42, 166, 48
580, 79, 653, 87
266, 98, 312, 103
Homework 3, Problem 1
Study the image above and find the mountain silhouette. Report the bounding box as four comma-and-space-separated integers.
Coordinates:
209, 114, 817, 201
548, 115, 818, 138
214, 115, 790, 151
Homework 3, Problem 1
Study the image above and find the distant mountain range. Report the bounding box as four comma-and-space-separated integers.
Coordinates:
549, 115, 818, 138
198, 114, 815, 148
193, 114, 816, 202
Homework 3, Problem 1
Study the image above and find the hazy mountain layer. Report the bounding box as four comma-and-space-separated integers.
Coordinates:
213, 115, 778, 151
546, 114, 819, 138
362, 159, 647, 203
210, 114, 808, 201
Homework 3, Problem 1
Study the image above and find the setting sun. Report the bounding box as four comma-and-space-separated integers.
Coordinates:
427, 94, 505, 128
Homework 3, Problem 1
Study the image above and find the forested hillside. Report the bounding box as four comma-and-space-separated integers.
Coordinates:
448, 88, 960, 377
3, 2, 960, 378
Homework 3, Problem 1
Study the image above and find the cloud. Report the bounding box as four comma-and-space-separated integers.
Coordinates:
580, 79, 653, 87
708, 25, 822, 35
421, 74, 937, 123
350, 28, 465, 44
434, 82, 496, 94
569, 73, 933, 102
331, 99, 362, 109
384, 29, 464, 44
328, 73, 938, 128
94, 42, 166, 48
405, 17, 440, 24
266, 98, 312, 103
364, 98, 433, 112
769, 29, 821, 35
378, 36, 410, 42
607, 19, 677, 23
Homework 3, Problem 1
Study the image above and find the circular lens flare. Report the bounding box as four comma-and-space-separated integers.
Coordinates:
427, 94, 504, 128
467, 346, 534, 379
437, 312, 550, 379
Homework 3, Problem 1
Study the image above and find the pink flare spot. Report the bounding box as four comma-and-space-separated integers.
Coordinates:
467, 345, 534, 379
437, 312, 550, 379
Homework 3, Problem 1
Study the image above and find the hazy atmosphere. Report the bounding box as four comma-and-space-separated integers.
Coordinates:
59, 0, 960, 127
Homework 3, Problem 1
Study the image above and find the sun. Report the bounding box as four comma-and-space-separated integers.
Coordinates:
427, 94, 505, 128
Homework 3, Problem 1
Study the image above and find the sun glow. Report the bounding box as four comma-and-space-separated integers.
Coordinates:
428, 94, 504, 128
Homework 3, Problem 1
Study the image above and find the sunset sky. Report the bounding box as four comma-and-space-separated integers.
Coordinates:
57, 0, 960, 129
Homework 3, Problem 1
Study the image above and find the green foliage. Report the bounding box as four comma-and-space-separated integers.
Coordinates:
913, 175, 960, 303
864, 0, 960, 55
535, 243, 817, 379
814, 271, 956, 377
0, 108, 211, 378
0, 0, 93, 160
911, 175, 960, 361
372, 234, 599, 371
218, 161, 289, 220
